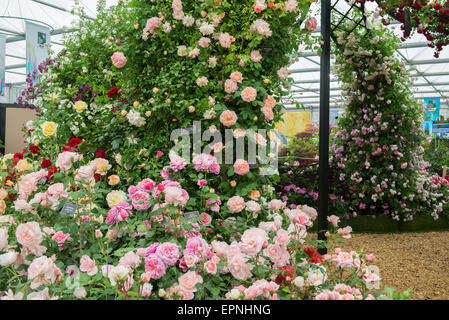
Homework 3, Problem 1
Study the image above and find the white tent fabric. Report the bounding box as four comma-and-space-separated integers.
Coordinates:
1, 0, 448, 112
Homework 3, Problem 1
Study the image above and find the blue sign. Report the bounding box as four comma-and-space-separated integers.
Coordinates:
432, 122, 449, 139
423, 121, 433, 134
424, 97, 440, 121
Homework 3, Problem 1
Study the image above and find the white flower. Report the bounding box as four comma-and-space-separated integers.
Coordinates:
126, 110, 146, 127
74, 286, 87, 298
199, 23, 214, 36
108, 265, 129, 286
106, 190, 127, 208
307, 267, 327, 286
0, 252, 18, 266
293, 276, 304, 288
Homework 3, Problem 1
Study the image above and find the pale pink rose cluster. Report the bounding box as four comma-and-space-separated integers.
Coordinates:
305, 17, 318, 32
337, 226, 353, 239
16, 221, 46, 257
226, 279, 279, 300
285, 0, 298, 13
75, 164, 96, 183
55, 152, 82, 171
166, 271, 203, 300
17, 169, 49, 200
80, 255, 98, 276
315, 284, 367, 300
283, 208, 313, 227
142, 17, 162, 40
331, 249, 361, 269
27, 255, 61, 289
106, 202, 133, 225
51, 231, 72, 248
192, 154, 220, 174
250, 50, 262, 62
172, 0, 184, 20
240, 228, 267, 256
218, 32, 235, 48
164, 186, 189, 206
253, 0, 267, 13
327, 214, 340, 227
250, 19, 272, 37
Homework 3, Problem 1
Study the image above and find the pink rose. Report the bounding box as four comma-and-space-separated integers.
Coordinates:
268, 199, 286, 211
263, 95, 276, 109
75, 164, 96, 182
250, 50, 262, 62
204, 261, 217, 275
241, 86, 257, 102
261, 106, 274, 121
131, 191, 151, 211
27, 256, 57, 289
144, 254, 166, 279
227, 196, 245, 213
119, 251, 141, 268
51, 231, 71, 246
55, 152, 81, 171
167, 284, 194, 300
111, 52, 127, 68
305, 17, 318, 32
164, 187, 185, 206
199, 212, 212, 226
224, 79, 238, 94
230, 72, 243, 83
46, 183, 68, 198
106, 202, 133, 225
228, 254, 252, 281
184, 236, 210, 259
183, 253, 199, 268
240, 228, 267, 256
273, 229, 290, 246
156, 242, 180, 266
233, 159, 250, 176
220, 110, 238, 127
178, 271, 203, 292
16, 222, 43, 249
80, 255, 98, 276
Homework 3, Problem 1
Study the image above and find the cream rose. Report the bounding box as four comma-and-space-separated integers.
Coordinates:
74, 101, 88, 113
106, 190, 127, 208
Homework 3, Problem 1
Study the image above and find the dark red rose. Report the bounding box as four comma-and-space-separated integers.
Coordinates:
13, 152, 23, 164
96, 148, 107, 159
107, 88, 120, 99
67, 138, 83, 148
94, 173, 106, 183
29, 145, 41, 155
46, 166, 58, 182
304, 247, 324, 264
275, 266, 296, 285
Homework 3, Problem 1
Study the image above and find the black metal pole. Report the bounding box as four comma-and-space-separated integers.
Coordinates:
318, 0, 331, 255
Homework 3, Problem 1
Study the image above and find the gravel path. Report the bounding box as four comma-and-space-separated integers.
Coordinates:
335, 231, 449, 300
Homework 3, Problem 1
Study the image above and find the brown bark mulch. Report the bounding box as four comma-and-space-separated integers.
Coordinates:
332, 232, 449, 300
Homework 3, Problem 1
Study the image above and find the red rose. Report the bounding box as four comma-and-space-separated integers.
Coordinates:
41, 158, 51, 169
107, 88, 120, 99
94, 173, 106, 183
96, 148, 107, 159
13, 152, 23, 164
304, 247, 324, 264
67, 138, 83, 148
29, 145, 41, 155
46, 166, 58, 182
275, 266, 296, 285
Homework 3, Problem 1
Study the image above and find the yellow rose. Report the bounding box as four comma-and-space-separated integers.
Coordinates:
16, 159, 31, 172
0, 189, 8, 200
108, 175, 120, 186
41, 121, 58, 137
74, 101, 88, 113
230, 181, 236, 187
0, 200, 6, 214
106, 190, 127, 208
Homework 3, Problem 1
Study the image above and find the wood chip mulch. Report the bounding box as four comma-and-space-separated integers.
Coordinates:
332, 232, 449, 300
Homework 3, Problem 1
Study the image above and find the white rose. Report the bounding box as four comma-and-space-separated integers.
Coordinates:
74, 286, 87, 298
106, 190, 127, 208
0, 252, 19, 266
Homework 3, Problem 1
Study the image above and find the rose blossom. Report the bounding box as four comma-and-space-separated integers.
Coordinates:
234, 159, 250, 175
119, 251, 141, 268
240, 228, 267, 256
80, 255, 98, 276
241, 87, 257, 102
16, 222, 45, 255
261, 106, 274, 121
250, 50, 262, 62
220, 110, 238, 127
230, 72, 243, 83
228, 254, 253, 281
55, 152, 81, 171
227, 196, 245, 213
144, 254, 166, 279
111, 52, 127, 68
305, 17, 318, 32
156, 242, 180, 266
178, 271, 203, 292
224, 79, 238, 94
